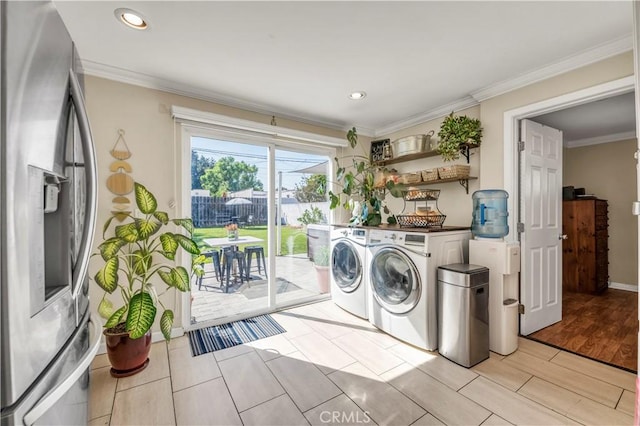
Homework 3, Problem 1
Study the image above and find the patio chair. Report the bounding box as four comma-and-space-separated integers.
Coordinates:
220, 247, 247, 292
245, 245, 266, 280
198, 251, 222, 290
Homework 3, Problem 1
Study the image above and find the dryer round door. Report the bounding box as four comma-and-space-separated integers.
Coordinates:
331, 240, 362, 293
369, 246, 421, 314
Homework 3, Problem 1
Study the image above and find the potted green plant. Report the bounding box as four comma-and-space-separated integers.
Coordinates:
328, 127, 404, 226
313, 246, 331, 294
93, 182, 204, 377
437, 112, 483, 161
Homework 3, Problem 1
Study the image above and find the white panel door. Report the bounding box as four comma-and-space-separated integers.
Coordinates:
520, 119, 563, 335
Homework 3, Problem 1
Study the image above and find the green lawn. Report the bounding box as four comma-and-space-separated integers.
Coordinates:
193, 225, 309, 257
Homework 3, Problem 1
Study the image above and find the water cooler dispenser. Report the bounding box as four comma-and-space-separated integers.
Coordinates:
469, 190, 521, 356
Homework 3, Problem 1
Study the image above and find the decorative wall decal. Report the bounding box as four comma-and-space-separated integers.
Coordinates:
106, 172, 134, 195
108, 129, 134, 221
109, 160, 133, 173
112, 196, 130, 204
110, 129, 131, 160
111, 211, 131, 222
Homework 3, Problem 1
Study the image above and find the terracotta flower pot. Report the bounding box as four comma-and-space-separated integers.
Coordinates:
315, 265, 330, 294
104, 329, 152, 378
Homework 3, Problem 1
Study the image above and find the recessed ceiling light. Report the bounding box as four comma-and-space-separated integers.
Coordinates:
348, 91, 367, 100
114, 8, 148, 30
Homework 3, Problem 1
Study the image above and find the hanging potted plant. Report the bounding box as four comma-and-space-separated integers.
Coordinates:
437, 112, 483, 162
93, 182, 204, 377
328, 127, 404, 226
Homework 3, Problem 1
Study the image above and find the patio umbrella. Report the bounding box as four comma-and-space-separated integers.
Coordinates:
225, 197, 252, 206
225, 197, 252, 224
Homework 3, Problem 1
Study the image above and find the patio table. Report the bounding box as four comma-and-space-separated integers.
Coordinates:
203, 235, 264, 248
203, 236, 265, 287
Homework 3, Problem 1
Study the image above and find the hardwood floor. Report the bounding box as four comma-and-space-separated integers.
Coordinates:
528, 289, 638, 372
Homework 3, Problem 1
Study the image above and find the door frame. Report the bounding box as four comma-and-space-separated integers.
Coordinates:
502, 75, 634, 335
503, 76, 634, 242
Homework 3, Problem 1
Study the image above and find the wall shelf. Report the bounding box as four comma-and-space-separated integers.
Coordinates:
405, 177, 477, 194
376, 143, 476, 166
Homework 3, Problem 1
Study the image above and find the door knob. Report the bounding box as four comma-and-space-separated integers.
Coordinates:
559, 234, 568, 240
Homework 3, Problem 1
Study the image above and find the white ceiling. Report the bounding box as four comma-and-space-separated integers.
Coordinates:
532, 92, 636, 147
54, 1, 634, 137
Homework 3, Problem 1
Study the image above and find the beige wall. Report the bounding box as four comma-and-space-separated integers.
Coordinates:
84, 76, 345, 334
378, 106, 481, 227
563, 139, 638, 287
85, 50, 636, 333
480, 52, 633, 189
376, 52, 633, 229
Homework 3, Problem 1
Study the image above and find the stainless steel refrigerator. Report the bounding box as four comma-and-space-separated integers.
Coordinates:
1, 1, 99, 424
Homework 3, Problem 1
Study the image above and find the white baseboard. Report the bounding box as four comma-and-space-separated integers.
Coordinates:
608, 281, 639, 292
96, 327, 185, 355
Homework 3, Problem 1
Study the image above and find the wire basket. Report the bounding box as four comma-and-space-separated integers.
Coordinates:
403, 189, 440, 201
396, 214, 446, 228
438, 164, 470, 179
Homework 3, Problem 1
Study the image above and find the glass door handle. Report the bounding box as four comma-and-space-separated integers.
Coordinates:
559, 234, 568, 240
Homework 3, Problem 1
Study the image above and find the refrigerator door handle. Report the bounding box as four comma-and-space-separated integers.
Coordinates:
69, 69, 98, 301
23, 318, 101, 426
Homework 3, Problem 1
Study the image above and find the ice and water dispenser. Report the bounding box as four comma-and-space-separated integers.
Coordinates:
469, 189, 520, 356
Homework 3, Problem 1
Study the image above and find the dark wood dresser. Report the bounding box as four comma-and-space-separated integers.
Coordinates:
562, 199, 609, 293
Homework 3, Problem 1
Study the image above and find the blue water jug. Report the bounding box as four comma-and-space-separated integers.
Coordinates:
471, 190, 509, 238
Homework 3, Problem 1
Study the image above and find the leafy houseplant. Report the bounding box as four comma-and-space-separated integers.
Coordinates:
437, 112, 483, 162
298, 206, 326, 226
93, 183, 203, 376
329, 128, 403, 226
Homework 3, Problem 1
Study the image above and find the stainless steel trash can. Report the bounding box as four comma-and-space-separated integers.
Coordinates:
437, 263, 490, 367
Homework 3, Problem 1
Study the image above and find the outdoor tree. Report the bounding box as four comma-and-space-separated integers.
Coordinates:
200, 156, 264, 196
191, 151, 215, 190
294, 174, 327, 203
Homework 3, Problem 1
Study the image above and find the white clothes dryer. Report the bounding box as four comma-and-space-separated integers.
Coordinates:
367, 228, 470, 350
330, 226, 369, 319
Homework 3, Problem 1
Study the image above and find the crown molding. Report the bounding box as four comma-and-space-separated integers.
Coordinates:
565, 130, 635, 148
371, 36, 632, 137
471, 35, 632, 102
80, 59, 369, 135
374, 96, 479, 137
81, 34, 632, 139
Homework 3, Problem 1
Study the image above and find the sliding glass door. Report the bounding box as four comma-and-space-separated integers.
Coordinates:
187, 132, 331, 327
274, 147, 330, 307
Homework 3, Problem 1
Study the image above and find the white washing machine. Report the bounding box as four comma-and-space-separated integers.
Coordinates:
330, 226, 369, 319
367, 228, 471, 350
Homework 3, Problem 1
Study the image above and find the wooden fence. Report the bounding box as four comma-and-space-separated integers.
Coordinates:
192, 196, 268, 228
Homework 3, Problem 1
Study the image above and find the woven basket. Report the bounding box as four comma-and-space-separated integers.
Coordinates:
398, 172, 422, 185
438, 164, 470, 179
421, 169, 438, 182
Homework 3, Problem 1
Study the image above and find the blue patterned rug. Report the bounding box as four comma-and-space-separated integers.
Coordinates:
187, 314, 286, 356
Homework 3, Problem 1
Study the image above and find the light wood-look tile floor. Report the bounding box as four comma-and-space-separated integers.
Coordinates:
90, 300, 636, 425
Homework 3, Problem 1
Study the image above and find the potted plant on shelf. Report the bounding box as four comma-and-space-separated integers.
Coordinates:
328, 127, 404, 226
437, 112, 483, 161
313, 246, 331, 294
93, 182, 204, 377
